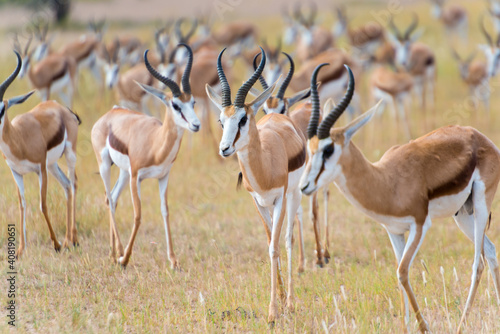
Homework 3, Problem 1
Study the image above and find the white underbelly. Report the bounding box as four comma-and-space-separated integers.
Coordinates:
319, 72, 348, 102
51, 71, 71, 94
46, 131, 67, 165
0, 142, 39, 175
288, 166, 305, 193
429, 169, 478, 219
251, 187, 284, 208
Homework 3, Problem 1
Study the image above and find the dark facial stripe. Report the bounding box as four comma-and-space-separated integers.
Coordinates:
288, 145, 306, 172
428, 152, 477, 200
47, 121, 65, 150
109, 129, 128, 155
315, 160, 326, 184
232, 128, 240, 147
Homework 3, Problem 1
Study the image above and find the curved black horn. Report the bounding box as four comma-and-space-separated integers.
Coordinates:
144, 49, 181, 97
253, 52, 268, 90
234, 47, 266, 108
404, 13, 418, 40
179, 43, 193, 94
388, 15, 402, 41
480, 15, 493, 46
317, 65, 355, 140
307, 63, 328, 139
276, 52, 294, 100
217, 48, 232, 108
0, 51, 22, 101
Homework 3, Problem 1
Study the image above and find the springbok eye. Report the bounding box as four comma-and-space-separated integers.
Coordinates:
172, 103, 181, 112
238, 115, 247, 128
323, 145, 334, 160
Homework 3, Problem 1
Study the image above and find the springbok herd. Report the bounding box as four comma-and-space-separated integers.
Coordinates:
3, 1, 500, 332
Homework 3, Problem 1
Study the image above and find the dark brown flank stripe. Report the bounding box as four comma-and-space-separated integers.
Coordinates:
76, 46, 93, 63
322, 64, 347, 83
288, 145, 306, 172
209, 76, 219, 87
47, 121, 66, 150
109, 129, 129, 155
428, 152, 477, 200
52, 62, 69, 82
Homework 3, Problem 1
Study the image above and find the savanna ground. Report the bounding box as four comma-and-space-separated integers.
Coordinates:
0, 0, 500, 333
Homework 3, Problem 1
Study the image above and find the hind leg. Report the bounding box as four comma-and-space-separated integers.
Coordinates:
294, 204, 305, 273
456, 181, 490, 332
47, 163, 73, 248
454, 211, 500, 306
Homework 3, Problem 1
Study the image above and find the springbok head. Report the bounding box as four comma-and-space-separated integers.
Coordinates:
206, 47, 278, 157
138, 44, 200, 132
300, 64, 382, 195
388, 13, 422, 68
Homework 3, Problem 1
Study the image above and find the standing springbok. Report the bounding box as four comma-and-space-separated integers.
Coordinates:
91, 49, 200, 269
388, 14, 436, 112
0, 51, 80, 256
300, 65, 500, 333
430, 0, 468, 42
478, 16, 500, 78
451, 48, 490, 112
16, 35, 77, 107
251, 53, 331, 267
206, 48, 306, 322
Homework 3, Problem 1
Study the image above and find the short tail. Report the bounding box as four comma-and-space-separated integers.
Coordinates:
67, 107, 82, 125
236, 172, 243, 191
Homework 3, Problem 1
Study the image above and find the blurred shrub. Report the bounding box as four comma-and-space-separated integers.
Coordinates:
0, 0, 71, 23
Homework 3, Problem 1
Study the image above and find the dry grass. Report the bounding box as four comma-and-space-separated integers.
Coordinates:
0, 1, 500, 333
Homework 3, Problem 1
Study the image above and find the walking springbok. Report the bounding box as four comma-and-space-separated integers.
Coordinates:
451, 48, 490, 112
16, 35, 77, 107
0, 51, 80, 256
300, 65, 500, 333
251, 53, 332, 267
206, 48, 306, 322
91, 49, 200, 269
388, 14, 436, 112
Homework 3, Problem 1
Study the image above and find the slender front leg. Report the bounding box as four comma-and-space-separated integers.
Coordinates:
398, 219, 431, 334
285, 188, 302, 312
252, 198, 286, 299
11, 171, 26, 257
294, 204, 305, 273
268, 193, 287, 324
38, 164, 61, 252
159, 173, 179, 270
118, 173, 142, 267
309, 193, 324, 267
322, 187, 331, 263
386, 230, 409, 333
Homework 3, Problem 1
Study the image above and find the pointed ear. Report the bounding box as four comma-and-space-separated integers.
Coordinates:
322, 98, 334, 117
287, 87, 311, 107
248, 80, 278, 115
136, 81, 167, 103
248, 86, 262, 98
343, 100, 383, 143
205, 84, 223, 110
7, 91, 35, 108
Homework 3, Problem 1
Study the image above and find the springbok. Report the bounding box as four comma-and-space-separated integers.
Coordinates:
300, 65, 500, 334
0, 51, 80, 256
430, 0, 468, 41
388, 14, 436, 112
91, 49, 200, 269
451, 48, 490, 112
478, 16, 500, 78
206, 48, 306, 322
370, 64, 413, 139
16, 35, 77, 107
31, 21, 51, 62
251, 53, 331, 267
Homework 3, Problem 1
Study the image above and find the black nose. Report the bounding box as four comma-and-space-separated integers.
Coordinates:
192, 124, 200, 132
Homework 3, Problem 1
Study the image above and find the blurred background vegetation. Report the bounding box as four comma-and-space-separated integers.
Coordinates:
0, 0, 71, 23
